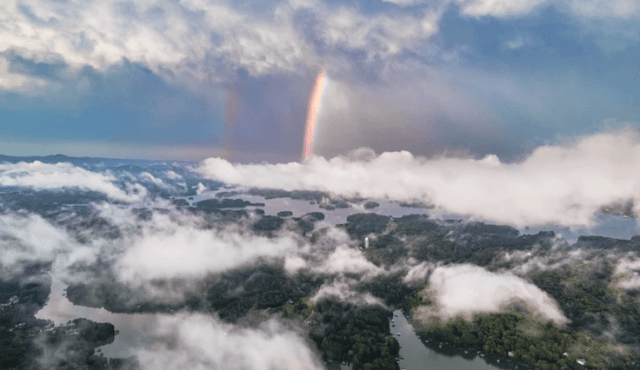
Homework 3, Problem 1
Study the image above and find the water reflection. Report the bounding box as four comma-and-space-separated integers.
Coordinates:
392, 310, 513, 370
176, 190, 640, 244
35, 276, 158, 358
519, 213, 640, 244
175, 189, 435, 226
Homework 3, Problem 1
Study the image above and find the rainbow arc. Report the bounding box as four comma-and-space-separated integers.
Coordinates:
303, 72, 326, 161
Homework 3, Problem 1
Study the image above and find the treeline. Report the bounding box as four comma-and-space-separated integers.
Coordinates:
309, 300, 400, 370
66, 279, 186, 314
1, 267, 139, 370
532, 263, 640, 350
205, 266, 325, 322
357, 274, 415, 308
420, 313, 635, 370
0, 315, 138, 370
341, 213, 560, 268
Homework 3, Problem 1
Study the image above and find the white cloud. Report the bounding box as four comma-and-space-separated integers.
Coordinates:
454, 0, 640, 20
199, 129, 640, 227
136, 313, 324, 370
140, 172, 164, 186
320, 6, 441, 60
311, 278, 386, 306
566, 0, 640, 19
0, 213, 100, 278
504, 35, 528, 49
284, 255, 308, 274
455, 0, 548, 17
509, 249, 584, 276
0, 0, 446, 93
165, 170, 182, 180
196, 182, 207, 195
313, 245, 381, 275
0, 0, 634, 97
0, 0, 309, 89
0, 161, 146, 201
0, 198, 310, 295
381, 0, 425, 5
116, 213, 302, 282
0, 54, 47, 92
403, 261, 434, 284
429, 264, 566, 323
613, 256, 640, 289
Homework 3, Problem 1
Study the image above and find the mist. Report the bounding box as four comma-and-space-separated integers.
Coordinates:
200, 128, 640, 227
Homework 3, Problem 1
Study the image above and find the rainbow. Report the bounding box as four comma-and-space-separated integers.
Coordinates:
303, 71, 325, 161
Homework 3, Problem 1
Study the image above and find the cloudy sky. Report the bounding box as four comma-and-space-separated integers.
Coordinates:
1, 0, 638, 162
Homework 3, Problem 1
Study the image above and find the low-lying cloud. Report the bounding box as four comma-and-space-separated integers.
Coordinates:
403, 261, 435, 284
614, 256, 640, 290
200, 129, 640, 227
311, 278, 386, 307
0, 213, 100, 277
0, 161, 146, 201
116, 216, 302, 282
429, 264, 566, 323
136, 313, 324, 370
312, 245, 381, 275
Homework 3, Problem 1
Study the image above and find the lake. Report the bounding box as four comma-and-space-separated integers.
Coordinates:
35, 275, 158, 358
36, 277, 515, 369
391, 310, 523, 370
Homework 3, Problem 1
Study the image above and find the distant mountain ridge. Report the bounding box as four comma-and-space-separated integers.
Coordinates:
0, 153, 195, 165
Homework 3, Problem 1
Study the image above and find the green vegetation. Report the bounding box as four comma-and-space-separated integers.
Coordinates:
532, 262, 640, 351
407, 275, 637, 370
1, 267, 139, 370
309, 300, 400, 370
415, 311, 634, 370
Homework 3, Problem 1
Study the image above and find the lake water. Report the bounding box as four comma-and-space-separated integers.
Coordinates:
391, 310, 521, 370
35, 275, 159, 358
36, 192, 640, 367
36, 276, 513, 369
173, 189, 436, 225
177, 189, 640, 244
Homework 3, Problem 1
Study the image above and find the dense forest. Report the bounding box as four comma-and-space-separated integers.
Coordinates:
6, 193, 640, 370
0, 266, 139, 370
308, 300, 400, 370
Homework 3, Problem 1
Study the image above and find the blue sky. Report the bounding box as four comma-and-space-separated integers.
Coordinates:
0, 0, 638, 162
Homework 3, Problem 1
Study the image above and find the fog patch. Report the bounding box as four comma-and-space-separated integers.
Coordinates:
428, 264, 566, 324
311, 278, 386, 307
135, 313, 324, 370
0, 161, 146, 202
284, 255, 308, 275
403, 261, 435, 285
0, 213, 101, 278
165, 170, 182, 180
614, 256, 640, 289
116, 216, 303, 283
312, 245, 382, 275
139, 172, 165, 186
200, 129, 640, 227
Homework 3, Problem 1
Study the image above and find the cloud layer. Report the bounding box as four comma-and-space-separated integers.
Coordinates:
134, 313, 324, 370
0, 161, 146, 201
0, 213, 99, 276
2, 0, 636, 95
428, 264, 566, 323
116, 215, 302, 282
200, 129, 640, 227
0, 0, 443, 92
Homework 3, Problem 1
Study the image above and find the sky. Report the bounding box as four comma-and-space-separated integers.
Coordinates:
1, 0, 639, 162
